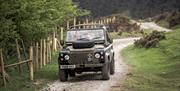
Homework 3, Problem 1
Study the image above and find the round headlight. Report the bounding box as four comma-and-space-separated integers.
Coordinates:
95, 53, 100, 59
64, 55, 70, 60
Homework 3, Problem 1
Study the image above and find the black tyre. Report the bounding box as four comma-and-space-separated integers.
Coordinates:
69, 70, 76, 77
59, 69, 68, 82
102, 63, 110, 80
110, 56, 115, 75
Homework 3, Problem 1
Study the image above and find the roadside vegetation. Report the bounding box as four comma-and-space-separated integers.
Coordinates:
153, 11, 180, 28
134, 30, 166, 48
121, 27, 180, 91
0, 52, 58, 91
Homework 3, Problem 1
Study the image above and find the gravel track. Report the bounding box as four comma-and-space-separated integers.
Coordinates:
139, 22, 172, 32
42, 38, 138, 91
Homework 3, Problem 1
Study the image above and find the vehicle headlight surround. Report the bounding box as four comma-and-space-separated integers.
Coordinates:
95, 53, 101, 59
64, 55, 70, 60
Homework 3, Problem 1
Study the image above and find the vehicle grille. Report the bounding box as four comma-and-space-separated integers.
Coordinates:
69, 51, 97, 64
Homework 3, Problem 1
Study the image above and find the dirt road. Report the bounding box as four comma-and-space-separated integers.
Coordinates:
42, 38, 138, 91
139, 22, 172, 32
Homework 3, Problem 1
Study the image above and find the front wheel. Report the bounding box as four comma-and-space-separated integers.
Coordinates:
69, 70, 76, 77
59, 69, 68, 82
110, 57, 115, 75
102, 63, 110, 80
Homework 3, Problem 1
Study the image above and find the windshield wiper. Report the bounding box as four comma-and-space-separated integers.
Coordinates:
77, 38, 89, 41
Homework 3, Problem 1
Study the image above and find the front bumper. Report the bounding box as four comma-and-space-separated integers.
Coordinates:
60, 64, 103, 69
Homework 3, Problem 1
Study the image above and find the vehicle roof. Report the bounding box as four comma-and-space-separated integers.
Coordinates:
68, 28, 107, 31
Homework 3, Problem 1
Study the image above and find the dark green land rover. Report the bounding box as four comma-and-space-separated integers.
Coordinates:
58, 24, 115, 82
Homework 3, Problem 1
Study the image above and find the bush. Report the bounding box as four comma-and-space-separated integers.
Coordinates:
154, 11, 180, 28
117, 31, 122, 36
134, 31, 166, 48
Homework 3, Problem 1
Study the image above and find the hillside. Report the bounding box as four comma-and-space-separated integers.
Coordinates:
120, 27, 180, 91
153, 11, 180, 28
73, 0, 180, 18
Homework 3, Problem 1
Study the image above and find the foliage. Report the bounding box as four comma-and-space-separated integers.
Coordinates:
134, 31, 166, 48
75, 0, 180, 18
121, 27, 180, 91
0, 0, 84, 57
117, 31, 122, 36
154, 11, 180, 28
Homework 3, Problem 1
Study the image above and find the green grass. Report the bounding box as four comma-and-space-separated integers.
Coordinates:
0, 52, 59, 91
121, 27, 180, 91
156, 20, 169, 28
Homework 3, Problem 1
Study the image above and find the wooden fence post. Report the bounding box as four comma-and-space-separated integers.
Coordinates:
46, 38, 49, 63
29, 46, 34, 81
60, 27, 64, 42
112, 16, 116, 23
86, 18, 89, 24
73, 17, 76, 26
103, 19, 105, 24
109, 18, 112, 23
35, 42, 39, 70
49, 41, 52, 62
67, 21, 70, 30
0, 49, 6, 87
78, 21, 81, 29
86, 18, 89, 28
101, 20, 103, 24
15, 39, 22, 73
55, 38, 57, 51
98, 20, 101, 24
83, 21, 86, 29
90, 21, 93, 28
106, 18, 109, 24
109, 18, 111, 23
40, 39, 42, 68
52, 31, 56, 51
43, 39, 46, 66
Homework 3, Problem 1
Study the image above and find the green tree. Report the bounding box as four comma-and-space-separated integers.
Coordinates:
0, 0, 86, 58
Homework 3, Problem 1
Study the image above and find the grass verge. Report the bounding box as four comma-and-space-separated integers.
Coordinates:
120, 27, 180, 91
0, 52, 59, 91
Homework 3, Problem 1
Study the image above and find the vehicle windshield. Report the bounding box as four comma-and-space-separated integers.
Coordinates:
66, 29, 105, 42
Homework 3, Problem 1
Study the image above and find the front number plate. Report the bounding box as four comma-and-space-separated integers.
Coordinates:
60, 65, 76, 69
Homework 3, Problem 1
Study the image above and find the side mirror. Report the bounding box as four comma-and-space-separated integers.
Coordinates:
109, 38, 113, 43
104, 42, 110, 47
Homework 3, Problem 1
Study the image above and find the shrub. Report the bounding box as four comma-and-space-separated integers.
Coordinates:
117, 31, 123, 36
134, 30, 166, 48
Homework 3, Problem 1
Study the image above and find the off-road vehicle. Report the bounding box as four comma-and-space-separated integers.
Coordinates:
58, 24, 115, 82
